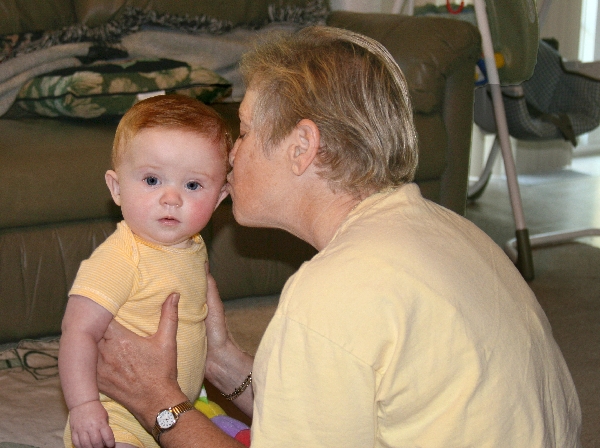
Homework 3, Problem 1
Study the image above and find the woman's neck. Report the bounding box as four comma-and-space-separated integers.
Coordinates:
287, 187, 369, 251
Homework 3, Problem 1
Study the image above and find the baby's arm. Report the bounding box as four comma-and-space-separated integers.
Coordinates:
59, 295, 115, 448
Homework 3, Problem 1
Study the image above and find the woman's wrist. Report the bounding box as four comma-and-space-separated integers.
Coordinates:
205, 339, 253, 393
136, 384, 189, 432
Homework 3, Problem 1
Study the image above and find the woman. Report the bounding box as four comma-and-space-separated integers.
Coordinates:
97, 26, 581, 447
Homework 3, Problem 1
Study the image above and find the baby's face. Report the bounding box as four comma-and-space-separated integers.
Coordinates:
109, 128, 228, 248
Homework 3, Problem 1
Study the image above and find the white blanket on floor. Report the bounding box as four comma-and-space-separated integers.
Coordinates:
0, 339, 66, 448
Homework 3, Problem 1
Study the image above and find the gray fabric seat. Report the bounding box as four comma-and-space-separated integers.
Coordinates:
475, 40, 600, 145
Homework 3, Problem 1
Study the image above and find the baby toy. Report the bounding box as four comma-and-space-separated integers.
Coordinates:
194, 385, 251, 446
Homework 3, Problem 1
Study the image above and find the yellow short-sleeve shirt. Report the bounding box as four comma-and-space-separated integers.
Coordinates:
66, 221, 208, 447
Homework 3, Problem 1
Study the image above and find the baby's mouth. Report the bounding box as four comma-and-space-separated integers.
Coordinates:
160, 216, 180, 225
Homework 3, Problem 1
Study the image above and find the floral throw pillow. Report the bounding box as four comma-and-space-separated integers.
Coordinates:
16, 58, 232, 118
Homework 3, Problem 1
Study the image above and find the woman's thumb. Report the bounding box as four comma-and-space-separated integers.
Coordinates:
156, 293, 180, 343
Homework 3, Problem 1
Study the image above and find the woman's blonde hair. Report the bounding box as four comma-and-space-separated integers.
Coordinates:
239, 25, 418, 196
112, 94, 232, 171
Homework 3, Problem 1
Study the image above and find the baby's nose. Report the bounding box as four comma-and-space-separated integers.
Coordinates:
161, 188, 182, 208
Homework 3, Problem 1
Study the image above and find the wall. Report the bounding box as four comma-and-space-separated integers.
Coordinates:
329, 0, 381, 12
539, 0, 582, 60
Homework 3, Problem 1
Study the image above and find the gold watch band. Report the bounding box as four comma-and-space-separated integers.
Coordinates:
152, 400, 194, 444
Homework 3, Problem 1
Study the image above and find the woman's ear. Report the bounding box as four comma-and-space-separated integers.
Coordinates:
105, 170, 122, 206
289, 119, 321, 176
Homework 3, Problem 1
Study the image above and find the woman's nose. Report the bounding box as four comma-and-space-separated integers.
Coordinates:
229, 139, 239, 166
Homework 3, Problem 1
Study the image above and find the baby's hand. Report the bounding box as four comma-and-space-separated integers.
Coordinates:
69, 400, 115, 448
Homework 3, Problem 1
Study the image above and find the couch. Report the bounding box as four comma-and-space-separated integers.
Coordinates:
0, 0, 481, 345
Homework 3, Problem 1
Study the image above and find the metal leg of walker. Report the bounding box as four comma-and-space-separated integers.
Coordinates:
474, 0, 534, 280
505, 229, 600, 262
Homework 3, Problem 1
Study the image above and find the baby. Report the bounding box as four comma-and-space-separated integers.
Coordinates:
59, 94, 230, 448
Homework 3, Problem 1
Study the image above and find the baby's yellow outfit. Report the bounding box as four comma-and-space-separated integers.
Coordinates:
64, 221, 208, 448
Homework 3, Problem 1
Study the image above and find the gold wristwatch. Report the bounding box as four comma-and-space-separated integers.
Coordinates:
152, 400, 194, 443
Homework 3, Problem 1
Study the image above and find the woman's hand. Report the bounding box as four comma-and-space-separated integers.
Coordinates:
204, 263, 255, 417
96, 293, 187, 431
205, 263, 232, 363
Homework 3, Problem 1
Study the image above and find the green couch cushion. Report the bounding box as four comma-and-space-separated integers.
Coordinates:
16, 58, 232, 119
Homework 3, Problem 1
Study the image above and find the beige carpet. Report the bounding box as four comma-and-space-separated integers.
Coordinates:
222, 294, 279, 356
526, 242, 600, 448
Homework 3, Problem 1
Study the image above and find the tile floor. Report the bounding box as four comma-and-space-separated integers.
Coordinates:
466, 154, 600, 250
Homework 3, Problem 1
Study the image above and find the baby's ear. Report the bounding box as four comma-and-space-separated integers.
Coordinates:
214, 183, 229, 210
105, 170, 122, 206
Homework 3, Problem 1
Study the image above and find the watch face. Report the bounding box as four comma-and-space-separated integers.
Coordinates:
157, 410, 177, 429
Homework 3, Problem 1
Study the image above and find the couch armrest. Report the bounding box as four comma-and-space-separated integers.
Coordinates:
327, 12, 481, 215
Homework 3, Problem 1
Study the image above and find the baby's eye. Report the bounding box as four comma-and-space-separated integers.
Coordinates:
186, 181, 201, 191
144, 176, 159, 186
